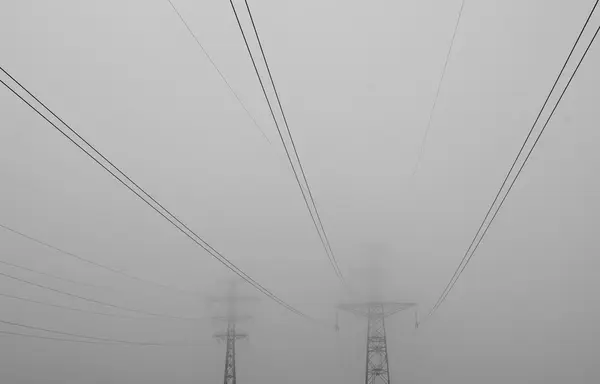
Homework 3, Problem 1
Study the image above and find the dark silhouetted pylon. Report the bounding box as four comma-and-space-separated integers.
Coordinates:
214, 322, 247, 384
339, 301, 415, 384
211, 281, 257, 384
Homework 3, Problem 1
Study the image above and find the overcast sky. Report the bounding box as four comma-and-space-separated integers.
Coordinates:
1, 0, 599, 383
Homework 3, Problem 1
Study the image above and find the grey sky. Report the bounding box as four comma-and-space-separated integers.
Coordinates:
1, 0, 599, 383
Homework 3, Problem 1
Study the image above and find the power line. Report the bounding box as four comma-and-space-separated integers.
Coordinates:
412, 0, 466, 176
433, 22, 600, 315
0, 66, 319, 323
0, 318, 199, 347
0, 329, 119, 345
227, 0, 344, 283
427, 3, 600, 318
0, 258, 108, 291
0, 259, 204, 320
429, 2, 599, 316
164, 0, 272, 145
0, 222, 193, 295
242, 0, 344, 282
429, 0, 600, 316
0, 66, 285, 312
0, 291, 140, 320
0, 270, 203, 322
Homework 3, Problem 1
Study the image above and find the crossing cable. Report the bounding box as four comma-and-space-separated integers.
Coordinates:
431, 22, 600, 316
164, 0, 272, 144
227, 0, 345, 283
0, 329, 121, 345
429, 1, 600, 316
0, 272, 333, 331
0, 259, 205, 320
0, 66, 320, 323
242, 0, 345, 282
0, 318, 200, 347
0, 222, 194, 295
412, 0, 466, 176
0, 270, 204, 321
227, 0, 343, 282
426, 2, 600, 319
0, 291, 141, 320
0, 258, 110, 291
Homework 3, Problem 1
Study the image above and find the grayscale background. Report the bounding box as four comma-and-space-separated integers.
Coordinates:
0, 0, 598, 383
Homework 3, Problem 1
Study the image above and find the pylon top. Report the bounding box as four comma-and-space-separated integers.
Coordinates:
213, 331, 248, 340
212, 315, 252, 323
207, 295, 260, 303
338, 301, 416, 318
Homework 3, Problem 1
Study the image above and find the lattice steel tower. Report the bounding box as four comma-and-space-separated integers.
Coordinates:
211, 281, 256, 384
339, 301, 416, 384
214, 322, 247, 384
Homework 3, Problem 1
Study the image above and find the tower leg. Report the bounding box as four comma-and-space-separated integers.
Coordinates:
223, 322, 237, 384
366, 304, 390, 384
365, 306, 371, 384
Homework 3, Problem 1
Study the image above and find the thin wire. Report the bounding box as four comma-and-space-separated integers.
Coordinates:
428, 0, 599, 316
0, 292, 140, 320
0, 270, 203, 322
0, 222, 192, 295
228, 0, 344, 282
5, 76, 297, 315
242, 0, 344, 282
0, 319, 152, 345
433, 22, 600, 314
0, 329, 117, 345
0, 73, 286, 313
0, 318, 198, 347
227, 0, 342, 281
428, 14, 600, 318
412, 0, 466, 176
0, 260, 206, 320
0, 258, 108, 291
164, 0, 272, 144
0, 67, 318, 323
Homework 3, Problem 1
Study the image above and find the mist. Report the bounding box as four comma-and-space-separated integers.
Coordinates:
1, 0, 599, 383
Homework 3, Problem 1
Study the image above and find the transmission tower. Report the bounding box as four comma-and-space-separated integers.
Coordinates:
210, 281, 257, 384
213, 322, 248, 384
339, 301, 416, 384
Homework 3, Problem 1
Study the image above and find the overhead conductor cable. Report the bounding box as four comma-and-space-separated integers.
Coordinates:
0, 66, 320, 323
228, 0, 345, 283
425, 0, 600, 321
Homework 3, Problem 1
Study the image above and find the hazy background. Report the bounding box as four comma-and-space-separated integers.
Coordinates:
0, 0, 599, 383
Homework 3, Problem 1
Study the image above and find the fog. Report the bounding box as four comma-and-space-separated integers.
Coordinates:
1, 0, 599, 383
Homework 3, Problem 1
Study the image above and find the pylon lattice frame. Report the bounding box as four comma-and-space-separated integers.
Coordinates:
339, 301, 416, 384
214, 323, 247, 384
211, 281, 255, 384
